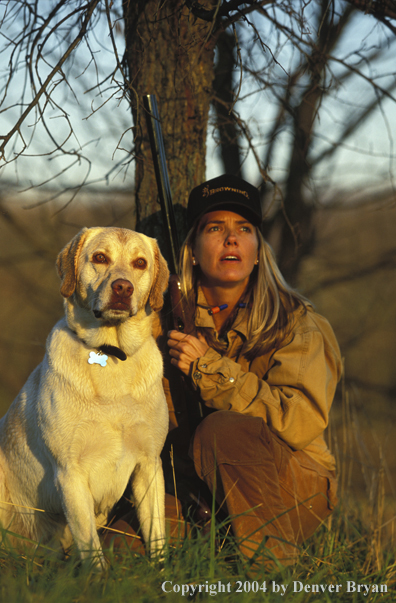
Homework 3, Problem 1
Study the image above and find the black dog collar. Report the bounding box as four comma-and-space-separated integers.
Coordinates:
98, 344, 127, 361
70, 329, 127, 362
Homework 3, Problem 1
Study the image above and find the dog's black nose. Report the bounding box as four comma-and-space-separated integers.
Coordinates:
111, 279, 134, 298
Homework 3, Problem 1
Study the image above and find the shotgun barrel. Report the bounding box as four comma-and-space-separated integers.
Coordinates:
142, 94, 180, 276
143, 94, 203, 430
143, 94, 191, 334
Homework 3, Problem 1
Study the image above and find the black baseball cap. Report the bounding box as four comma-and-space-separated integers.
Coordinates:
187, 174, 262, 230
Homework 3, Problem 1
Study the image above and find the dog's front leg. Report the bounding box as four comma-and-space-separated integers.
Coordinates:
56, 470, 106, 569
131, 458, 165, 558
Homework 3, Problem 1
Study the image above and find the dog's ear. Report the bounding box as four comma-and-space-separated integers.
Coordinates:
56, 228, 89, 298
149, 243, 170, 311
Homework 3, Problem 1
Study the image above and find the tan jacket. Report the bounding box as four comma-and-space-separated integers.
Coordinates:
163, 289, 342, 472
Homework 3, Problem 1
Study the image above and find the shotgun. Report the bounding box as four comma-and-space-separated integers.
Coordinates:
142, 94, 203, 426
142, 94, 179, 275
142, 94, 192, 334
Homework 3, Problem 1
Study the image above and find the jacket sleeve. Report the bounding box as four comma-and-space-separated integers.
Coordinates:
190, 323, 342, 450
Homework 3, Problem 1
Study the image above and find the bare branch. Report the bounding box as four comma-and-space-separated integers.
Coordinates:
345, 0, 396, 21
0, 0, 101, 162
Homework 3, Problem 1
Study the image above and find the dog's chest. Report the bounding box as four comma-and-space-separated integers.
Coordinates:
87, 356, 159, 400
75, 416, 151, 476
41, 372, 167, 457
70, 412, 165, 516
52, 325, 164, 401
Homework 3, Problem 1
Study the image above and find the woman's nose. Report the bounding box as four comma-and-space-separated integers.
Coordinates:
225, 229, 237, 245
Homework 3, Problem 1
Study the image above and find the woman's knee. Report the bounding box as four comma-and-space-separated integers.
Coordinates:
193, 410, 271, 474
194, 411, 232, 450
195, 410, 262, 448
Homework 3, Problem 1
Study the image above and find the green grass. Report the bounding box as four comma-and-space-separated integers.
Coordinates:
0, 503, 394, 603
0, 381, 394, 601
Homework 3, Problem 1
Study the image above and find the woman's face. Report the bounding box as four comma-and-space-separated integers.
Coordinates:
192, 210, 259, 290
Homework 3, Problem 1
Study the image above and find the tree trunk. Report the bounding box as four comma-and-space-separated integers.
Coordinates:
213, 30, 242, 176
123, 0, 216, 251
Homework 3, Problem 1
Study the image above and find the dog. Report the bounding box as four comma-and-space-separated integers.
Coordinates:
0, 226, 170, 568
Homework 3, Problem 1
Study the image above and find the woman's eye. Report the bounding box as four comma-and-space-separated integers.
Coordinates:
133, 258, 147, 269
93, 253, 107, 264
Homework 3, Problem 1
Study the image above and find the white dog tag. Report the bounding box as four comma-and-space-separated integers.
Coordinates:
88, 351, 108, 367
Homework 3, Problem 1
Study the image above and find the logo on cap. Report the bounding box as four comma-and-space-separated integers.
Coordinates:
202, 186, 250, 199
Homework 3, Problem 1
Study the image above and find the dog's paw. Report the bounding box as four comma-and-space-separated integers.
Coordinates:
90, 551, 110, 573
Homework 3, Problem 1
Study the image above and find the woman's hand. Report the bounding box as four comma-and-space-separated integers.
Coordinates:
167, 330, 209, 376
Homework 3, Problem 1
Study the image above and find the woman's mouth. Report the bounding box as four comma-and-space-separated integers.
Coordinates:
220, 254, 241, 262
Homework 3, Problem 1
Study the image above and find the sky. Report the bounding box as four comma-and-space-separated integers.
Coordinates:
0, 1, 395, 203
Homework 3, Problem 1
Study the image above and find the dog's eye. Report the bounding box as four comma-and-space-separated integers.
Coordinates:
92, 253, 108, 264
133, 258, 147, 269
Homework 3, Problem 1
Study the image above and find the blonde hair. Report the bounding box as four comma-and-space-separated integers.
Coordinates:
179, 223, 310, 359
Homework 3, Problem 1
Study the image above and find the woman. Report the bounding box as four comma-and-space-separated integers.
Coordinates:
165, 174, 342, 565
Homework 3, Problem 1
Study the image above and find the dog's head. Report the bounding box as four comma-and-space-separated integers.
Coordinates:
56, 227, 169, 324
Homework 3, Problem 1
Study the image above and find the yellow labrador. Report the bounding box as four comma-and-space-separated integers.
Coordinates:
0, 227, 169, 567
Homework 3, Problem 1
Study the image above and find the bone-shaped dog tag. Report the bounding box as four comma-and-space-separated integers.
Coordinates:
88, 351, 108, 367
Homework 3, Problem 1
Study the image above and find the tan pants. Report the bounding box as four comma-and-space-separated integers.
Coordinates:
192, 411, 338, 565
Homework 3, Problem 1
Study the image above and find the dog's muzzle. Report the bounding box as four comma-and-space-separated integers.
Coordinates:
109, 279, 134, 311
94, 279, 134, 319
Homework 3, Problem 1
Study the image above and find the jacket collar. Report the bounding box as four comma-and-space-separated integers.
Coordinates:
195, 286, 249, 338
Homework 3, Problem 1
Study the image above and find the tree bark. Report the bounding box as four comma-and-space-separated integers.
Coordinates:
213, 30, 242, 176
123, 0, 216, 250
